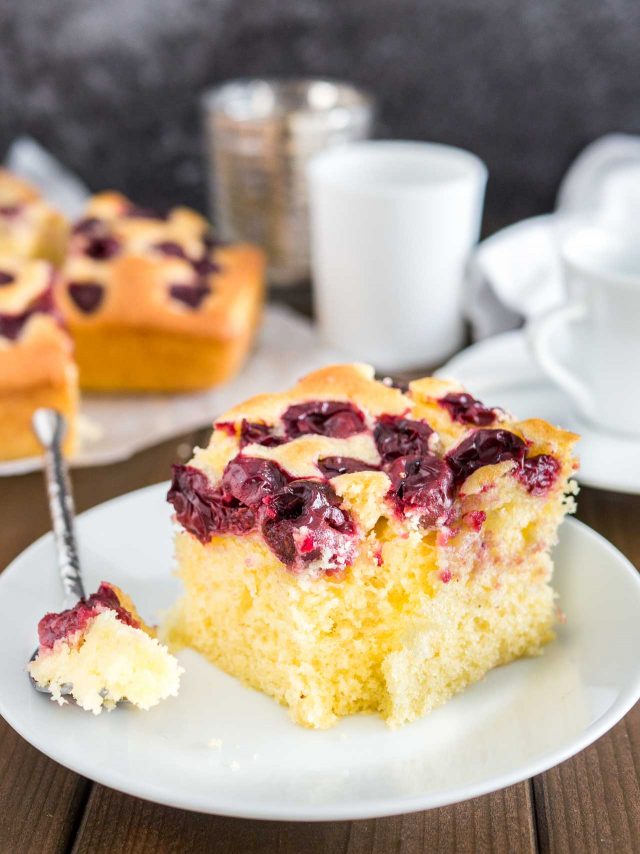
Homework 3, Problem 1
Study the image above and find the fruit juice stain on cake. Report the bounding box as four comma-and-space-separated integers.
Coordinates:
163, 363, 579, 729
28, 581, 182, 714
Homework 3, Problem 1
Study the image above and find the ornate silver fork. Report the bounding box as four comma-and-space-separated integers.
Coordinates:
29, 408, 86, 696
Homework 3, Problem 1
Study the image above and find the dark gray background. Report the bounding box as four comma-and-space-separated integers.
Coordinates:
2, 0, 639, 233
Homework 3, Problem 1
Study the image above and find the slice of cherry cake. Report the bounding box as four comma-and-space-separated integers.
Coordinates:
164, 364, 579, 729
56, 191, 264, 392
28, 582, 182, 714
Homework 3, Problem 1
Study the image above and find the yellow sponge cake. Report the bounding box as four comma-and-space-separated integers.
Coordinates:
165, 363, 579, 728
29, 582, 182, 714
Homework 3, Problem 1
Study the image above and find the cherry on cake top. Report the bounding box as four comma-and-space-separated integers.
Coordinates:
64, 191, 223, 316
168, 376, 566, 575
0, 261, 63, 342
282, 401, 366, 440
37, 582, 140, 650
168, 460, 358, 573
374, 415, 434, 464
438, 391, 499, 426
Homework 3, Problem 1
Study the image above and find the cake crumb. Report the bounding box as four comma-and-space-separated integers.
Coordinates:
207, 738, 223, 750
229, 760, 241, 771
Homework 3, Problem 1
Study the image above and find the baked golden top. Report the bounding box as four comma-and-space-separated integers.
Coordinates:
58, 191, 264, 338
0, 257, 74, 389
194, 363, 578, 479
168, 364, 579, 577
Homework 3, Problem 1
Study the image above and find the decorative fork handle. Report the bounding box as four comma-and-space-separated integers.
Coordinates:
32, 409, 85, 609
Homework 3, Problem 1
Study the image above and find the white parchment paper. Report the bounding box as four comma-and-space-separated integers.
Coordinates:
2, 138, 344, 475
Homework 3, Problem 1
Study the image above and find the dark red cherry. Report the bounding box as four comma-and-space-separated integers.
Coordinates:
0, 271, 15, 286
154, 241, 187, 258
387, 454, 454, 526
374, 415, 433, 466
0, 205, 21, 217
192, 257, 220, 277
518, 454, 560, 495
84, 235, 120, 261
261, 480, 355, 568
239, 420, 284, 448
220, 457, 289, 509
282, 401, 366, 440
37, 582, 139, 649
446, 429, 526, 486
68, 282, 104, 314
167, 464, 256, 543
0, 285, 58, 340
316, 456, 378, 478
0, 313, 26, 340
439, 392, 497, 426
169, 283, 210, 309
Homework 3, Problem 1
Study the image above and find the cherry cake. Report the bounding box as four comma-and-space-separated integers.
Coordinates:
56, 191, 265, 391
0, 257, 78, 461
164, 364, 579, 729
28, 582, 182, 714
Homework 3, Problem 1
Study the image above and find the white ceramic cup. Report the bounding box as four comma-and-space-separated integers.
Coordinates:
308, 141, 487, 370
529, 226, 640, 436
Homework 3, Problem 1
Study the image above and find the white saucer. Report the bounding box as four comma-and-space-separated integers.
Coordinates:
1, 484, 640, 820
437, 330, 640, 494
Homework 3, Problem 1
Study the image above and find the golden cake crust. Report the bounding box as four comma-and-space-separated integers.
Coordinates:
57, 191, 264, 391
194, 363, 579, 485
58, 191, 264, 338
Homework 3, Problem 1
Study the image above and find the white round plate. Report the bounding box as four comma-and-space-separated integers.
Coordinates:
1, 484, 640, 821
437, 329, 640, 495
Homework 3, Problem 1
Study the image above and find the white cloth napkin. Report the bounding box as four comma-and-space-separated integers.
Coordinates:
2, 139, 344, 475
467, 133, 640, 340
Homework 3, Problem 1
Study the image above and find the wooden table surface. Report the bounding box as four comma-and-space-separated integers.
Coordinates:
2, 417, 640, 853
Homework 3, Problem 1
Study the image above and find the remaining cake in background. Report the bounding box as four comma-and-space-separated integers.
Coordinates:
28, 581, 183, 714
165, 363, 579, 729
0, 257, 78, 461
0, 169, 68, 265
56, 191, 265, 392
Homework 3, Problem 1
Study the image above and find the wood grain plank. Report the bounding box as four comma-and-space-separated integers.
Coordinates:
72, 783, 536, 854
0, 719, 89, 854
533, 487, 640, 853
0, 430, 208, 854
